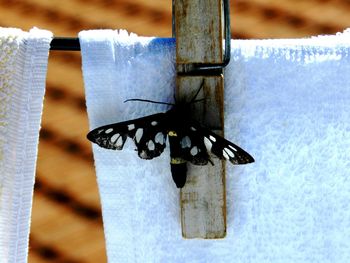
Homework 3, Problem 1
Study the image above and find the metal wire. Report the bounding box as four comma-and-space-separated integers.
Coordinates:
50, 37, 80, 51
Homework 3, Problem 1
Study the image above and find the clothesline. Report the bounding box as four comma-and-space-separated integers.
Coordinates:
49, 36, 230, 75
50, 37, 80, 51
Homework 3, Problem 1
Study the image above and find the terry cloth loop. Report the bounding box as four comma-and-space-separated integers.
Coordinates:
80, 29, 350, 262
0, 27, 52, 262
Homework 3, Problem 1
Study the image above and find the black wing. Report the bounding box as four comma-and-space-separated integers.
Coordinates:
87, 113, 168, 160
179, 123, 254, 165
177, 127, 211, 165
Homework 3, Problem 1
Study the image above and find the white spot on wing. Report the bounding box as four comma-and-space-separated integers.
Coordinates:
190, 127, 196, 131
204, 137, 212, 150
209, 135, 216, 142
190, 146, 198, 156
151, 121, 158, 126
140, 150, 148, 159
111, 133, 120, 143
116, 136, 124, 147
128, 124, 135, 131
135, 128, 143, 143
105, 128, 113, 134
229, 145, 238, 152
148, 140, 155, 151
222, 149, 229, 160
155, 132, 164, 144
224, 148, 235, 158
181, 136, 191, 148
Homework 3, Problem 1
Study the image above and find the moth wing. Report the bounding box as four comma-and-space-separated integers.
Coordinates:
180, 123, 254, 165
87, 113, 168, 160
132, 114, 168, 160
178, 127, 211, 165
201, 127, 254, 164
87, 123, 128, 150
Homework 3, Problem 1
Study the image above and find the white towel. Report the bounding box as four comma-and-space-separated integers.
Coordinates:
0, 28, 52, 262
80, 29, 350, 263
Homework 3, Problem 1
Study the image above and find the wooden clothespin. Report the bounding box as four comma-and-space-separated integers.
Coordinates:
173, 0, 231, 238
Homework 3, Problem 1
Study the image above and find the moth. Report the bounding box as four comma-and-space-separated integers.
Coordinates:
87, 82, 254, 188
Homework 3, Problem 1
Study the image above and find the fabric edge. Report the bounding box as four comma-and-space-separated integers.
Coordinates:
4, 27, 52, 262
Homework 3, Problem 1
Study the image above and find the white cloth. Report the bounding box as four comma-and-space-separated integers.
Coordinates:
80, 29, 350, 263
0, 28, 52, 262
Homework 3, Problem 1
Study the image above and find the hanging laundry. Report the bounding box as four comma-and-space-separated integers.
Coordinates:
0, 27, 52, 263
80, 29, 350, 263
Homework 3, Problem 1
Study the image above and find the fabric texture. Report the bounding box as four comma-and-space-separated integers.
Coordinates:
80, 29, 350, 263
0, 27, 52, 262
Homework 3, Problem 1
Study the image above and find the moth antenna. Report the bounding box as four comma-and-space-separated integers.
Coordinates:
124, 98, 174, 106
190, 79, 205, 103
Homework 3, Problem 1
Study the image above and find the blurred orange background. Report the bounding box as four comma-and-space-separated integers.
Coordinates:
1, 0, 349, 262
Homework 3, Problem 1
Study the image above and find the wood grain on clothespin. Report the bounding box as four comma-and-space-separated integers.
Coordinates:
174, 0, 227, 239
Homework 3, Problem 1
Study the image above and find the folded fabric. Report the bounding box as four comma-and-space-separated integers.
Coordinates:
80, 29, 350, 263
0, 28, 52, 262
